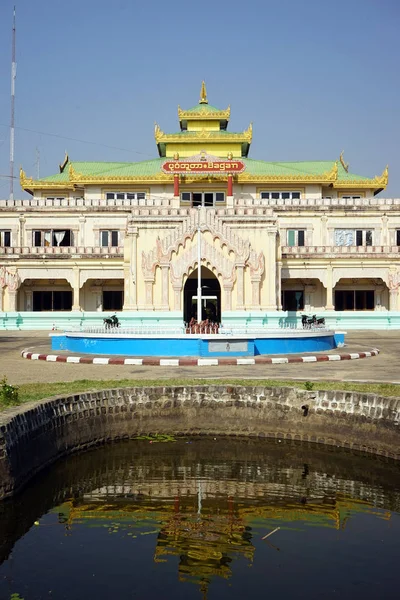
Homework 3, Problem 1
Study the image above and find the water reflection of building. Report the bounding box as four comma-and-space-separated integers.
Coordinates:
54, 477, 391, 592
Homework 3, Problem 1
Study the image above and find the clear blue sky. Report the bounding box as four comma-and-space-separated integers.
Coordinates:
0, 0, 399, 197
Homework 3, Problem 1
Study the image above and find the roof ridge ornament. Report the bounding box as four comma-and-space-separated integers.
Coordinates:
59, 152, 69, 173
340, 150, 349, 173
199, 80, 208, 104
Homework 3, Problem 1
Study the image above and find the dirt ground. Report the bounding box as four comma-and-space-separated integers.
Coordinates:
0, 330, 399, 385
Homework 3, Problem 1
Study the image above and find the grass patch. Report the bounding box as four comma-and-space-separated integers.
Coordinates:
0, 377, 400, 412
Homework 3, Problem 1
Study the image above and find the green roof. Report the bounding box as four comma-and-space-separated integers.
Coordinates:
35, 158, 377, 183
182, 103, 225, 114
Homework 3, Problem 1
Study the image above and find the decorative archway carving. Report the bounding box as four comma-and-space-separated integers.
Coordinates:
141, 211, 266, 310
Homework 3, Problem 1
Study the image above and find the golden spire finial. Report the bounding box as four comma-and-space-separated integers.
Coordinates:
199, 80, 208, 104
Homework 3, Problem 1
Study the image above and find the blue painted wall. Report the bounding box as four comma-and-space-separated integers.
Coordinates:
52, 332, 337, 357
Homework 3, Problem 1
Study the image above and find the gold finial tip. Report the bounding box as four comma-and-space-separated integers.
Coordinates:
199, 80, 208, 104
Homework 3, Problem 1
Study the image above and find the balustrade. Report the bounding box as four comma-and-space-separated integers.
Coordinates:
2, 196, 400, 209
0, 246, 123, 256
281, 245, 400, 255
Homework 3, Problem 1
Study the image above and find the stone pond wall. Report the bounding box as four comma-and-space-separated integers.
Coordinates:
1, 385, 400, 500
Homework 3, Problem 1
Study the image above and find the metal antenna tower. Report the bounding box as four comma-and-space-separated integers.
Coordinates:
9, 6, 16, 201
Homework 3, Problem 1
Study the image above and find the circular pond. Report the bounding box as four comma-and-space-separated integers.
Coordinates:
0, 438, 399, 599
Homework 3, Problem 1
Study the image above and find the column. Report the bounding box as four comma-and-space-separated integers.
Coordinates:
78, 216, 86, 246
144, 279, 154, 309
72, 267, 81, 311
90, 286, 103, 311
276, 260, 282, 310
227, 175, 234, 208
265, 227, 278, 310
325, 265, 334, 310
8, 291, 18, 311
6, 271, 20, 311
161, 264, 169, 309
304, 285, 316, 312
236, 264, 245, 309
0, 287, 3, 312
223, 283, 233, 311
18, 215, 26, 246
123, 222, 138, 310
173, 285, 182, 311
25, 288, 33, 311
389, 289, 398, 311
227, 174, 233, 197
251, 277, 261, 309
374, 286, 384, 311
174, 174, 180, 197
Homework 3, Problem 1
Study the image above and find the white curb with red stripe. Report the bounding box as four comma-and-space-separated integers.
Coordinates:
21, 349, 380, 366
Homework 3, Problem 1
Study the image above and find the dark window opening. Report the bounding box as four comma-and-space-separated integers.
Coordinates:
103, 291, 123, 311
100, 230, 119, 247
33, 230, 72, 247
396, 230, 400, 246
335, 290, 374, 311
1, 231, 11, 247
282, 291, 304, 311
33, 291, 72, 311
192, 193, 202, 207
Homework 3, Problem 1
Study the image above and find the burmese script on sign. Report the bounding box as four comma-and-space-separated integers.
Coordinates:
162, 160, 246, 174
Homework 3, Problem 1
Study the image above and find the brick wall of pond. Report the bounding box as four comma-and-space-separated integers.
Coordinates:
1, 385, 400, 499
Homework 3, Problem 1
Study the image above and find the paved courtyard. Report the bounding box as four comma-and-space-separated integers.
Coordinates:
0, 330, 399, 385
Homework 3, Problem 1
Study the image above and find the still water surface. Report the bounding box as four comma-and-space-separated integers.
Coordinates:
1, 439, 400, 600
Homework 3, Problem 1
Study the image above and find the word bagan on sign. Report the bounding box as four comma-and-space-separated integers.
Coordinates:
162, 160, 246, 174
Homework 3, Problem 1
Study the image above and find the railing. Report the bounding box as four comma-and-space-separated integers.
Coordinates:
2, 196, 400, 209
235, 197, 400, 208
281, 245, 400, 255
78, 323, 331, 335
0, 246, 123, 256
0, 197, 173, 208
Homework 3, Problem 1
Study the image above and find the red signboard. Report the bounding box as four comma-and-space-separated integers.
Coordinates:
162, 160, 245, 174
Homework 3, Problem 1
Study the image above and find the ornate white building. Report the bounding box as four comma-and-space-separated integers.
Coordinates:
0, 83, 399, 329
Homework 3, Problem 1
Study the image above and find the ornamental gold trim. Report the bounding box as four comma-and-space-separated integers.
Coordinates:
177, 105, 231, 120
239, 162, 338, 184
154, 123, 251, 143
20, 168, 74, 190
333, 165, 388, 189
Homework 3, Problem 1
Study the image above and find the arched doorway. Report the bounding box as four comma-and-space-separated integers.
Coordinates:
183, 267, 221, 323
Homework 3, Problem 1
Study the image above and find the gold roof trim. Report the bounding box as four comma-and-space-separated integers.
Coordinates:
177, 105, 231, 120
333, 165, 388, 189
20, 167, 74, 190
155, 123, 252, 144
239, 162, 338, 184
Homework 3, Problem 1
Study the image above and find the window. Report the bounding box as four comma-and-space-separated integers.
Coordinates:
396, 230, 400, 246
287, 229, 305, 247
33, 291, 72, 311
340, 195, 361, 200
46, 197, 65, 202
282, 291, 304, 311
180, 192, 225, 207
0, 230, 11, 247
106, 192, 146, 201
100, 230, 119, 247
260, 191, 301, 200
334, 229, 373, 247
103, 291, 123, 310
335, 290, 374, 311
33, 230, 72, 247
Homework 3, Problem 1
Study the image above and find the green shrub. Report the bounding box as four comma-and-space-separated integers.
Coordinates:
1, 376, 19, 406
304, 381, 314, 391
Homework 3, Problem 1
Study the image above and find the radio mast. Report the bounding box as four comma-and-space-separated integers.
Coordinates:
9, 6, 16, 201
